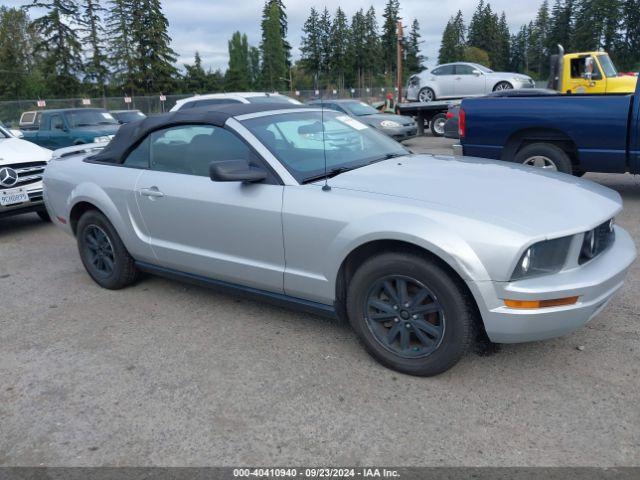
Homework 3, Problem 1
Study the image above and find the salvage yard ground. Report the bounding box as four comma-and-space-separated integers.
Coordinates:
1, 134, 638, 466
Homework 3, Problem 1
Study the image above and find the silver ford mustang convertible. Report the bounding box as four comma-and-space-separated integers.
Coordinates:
43, 104, 636, 376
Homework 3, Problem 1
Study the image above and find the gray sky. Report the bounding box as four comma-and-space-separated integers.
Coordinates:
8, 0, 542, 71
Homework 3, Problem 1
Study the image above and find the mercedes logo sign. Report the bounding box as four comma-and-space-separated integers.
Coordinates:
0, 167, 18, 188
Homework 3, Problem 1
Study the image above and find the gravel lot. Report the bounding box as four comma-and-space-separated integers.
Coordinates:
1, 135, 638, 467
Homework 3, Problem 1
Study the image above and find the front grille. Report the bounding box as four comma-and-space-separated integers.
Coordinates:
2, 161, 47, 188
579, 219, 615, 264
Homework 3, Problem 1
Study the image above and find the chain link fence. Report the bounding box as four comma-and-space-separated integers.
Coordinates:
0, 88, 400, 126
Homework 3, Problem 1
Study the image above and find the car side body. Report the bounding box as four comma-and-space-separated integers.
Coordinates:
43, 104, 635, 375
407, 63, 536, 102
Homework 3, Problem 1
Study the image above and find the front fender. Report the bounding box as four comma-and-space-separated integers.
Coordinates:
325, 211, 492, 286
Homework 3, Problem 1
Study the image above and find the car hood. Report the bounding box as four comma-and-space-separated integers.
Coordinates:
606, 75, 637, 93
322, 154, 621, 236
489, 72, 532, 81
0, 137, 51, 164
358, 113, 415, 127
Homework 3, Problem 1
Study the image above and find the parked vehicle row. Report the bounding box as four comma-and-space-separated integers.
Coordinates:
41, 102, 635, 377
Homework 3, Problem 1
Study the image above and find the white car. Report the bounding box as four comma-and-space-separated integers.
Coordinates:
170, 92, 302, 112
0, 124, 52, 221
407, 63, 535, 102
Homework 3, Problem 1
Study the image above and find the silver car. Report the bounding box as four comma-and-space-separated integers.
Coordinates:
43, 104, 635, 376
407, 63, 535, 102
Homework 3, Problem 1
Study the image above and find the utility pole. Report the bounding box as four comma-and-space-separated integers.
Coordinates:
396, 20, 404, 106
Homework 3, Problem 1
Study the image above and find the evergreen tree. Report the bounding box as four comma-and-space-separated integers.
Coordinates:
106, 0, 135, 93
438, 11, 466, 64
260, 1, 287, 91
0, 7, 38, 99
467, 1, 501, 67
80, 0, 108, 96
318, 7, 332, 86
226, 31, 250, 91
528, 0, 550, 77
404, 19, 425, 76
329, 7, 349, 89
547, 0, 574, 53
510, 25, 529, 72
620, 0, 640, 69
349, 9, 367, 88
362, 7, 381, 87
262, 0, 290, 66
183, 52, 207, 93
29, 0, 82, 96
129, 0, 178, 93
381, 0, 400, 79
495, 13, 511, 71
248, 46, 261, 89
300, 7, 322, 85
573, 0, 622, 53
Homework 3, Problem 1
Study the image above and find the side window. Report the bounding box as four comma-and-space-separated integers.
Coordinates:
191, 99, 243, 108
50, 115, 64, 130
123, 137, 150, 169
434, 65, 454, 75
455, 65, 475, 75
149, 124, 252, 177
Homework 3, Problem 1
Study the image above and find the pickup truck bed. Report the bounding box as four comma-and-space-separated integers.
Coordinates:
460, 80, 640, 175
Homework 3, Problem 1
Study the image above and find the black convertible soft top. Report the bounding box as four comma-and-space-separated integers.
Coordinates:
89, 102, 306, 164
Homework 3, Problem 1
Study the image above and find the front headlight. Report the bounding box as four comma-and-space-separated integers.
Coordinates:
511, 236, 573, 280
94, 135, 114, 143
380, 120, 401, 128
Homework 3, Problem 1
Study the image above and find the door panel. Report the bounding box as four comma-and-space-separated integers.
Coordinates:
453, 65, 486, 96
433, 65, 456, 97
133, 124, 286, 292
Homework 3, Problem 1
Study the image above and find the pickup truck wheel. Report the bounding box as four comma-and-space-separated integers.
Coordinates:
346, 252, 474, 376
418, 88, 435, 102
430, 113, 447, 137
77, 210, 138, 289
515, 143, 573, 174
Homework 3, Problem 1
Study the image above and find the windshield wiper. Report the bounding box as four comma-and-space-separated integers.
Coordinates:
75, 123, 97, 127
302, 166, 361, 184
369, 152, 406, 164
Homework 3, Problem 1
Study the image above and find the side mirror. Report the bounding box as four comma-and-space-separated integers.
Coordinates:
209, 159, 267, 183
472, 70, 482, 76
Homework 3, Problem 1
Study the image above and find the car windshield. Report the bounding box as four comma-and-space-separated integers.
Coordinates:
340, 101, 379, 116
597, 54, 618, 78
247, 95, 301, 105
66, 110, 118, 127
242, 110, 408, 183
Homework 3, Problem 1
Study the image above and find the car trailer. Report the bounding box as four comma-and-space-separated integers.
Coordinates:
396, 100, 461, 137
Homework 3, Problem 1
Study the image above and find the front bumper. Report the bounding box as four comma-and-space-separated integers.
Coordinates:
384, 125, 418, 141
0, 184, 45, 218
472, 226, 636, 343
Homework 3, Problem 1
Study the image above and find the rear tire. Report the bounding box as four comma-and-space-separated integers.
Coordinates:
76, 210, 138, 289
346, 252, 474, 377
514, 143, 573, 175
430, 113, 447, 137
418, 88, 435, 102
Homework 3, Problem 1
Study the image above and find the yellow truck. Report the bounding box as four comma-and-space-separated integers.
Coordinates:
547, 45, 638, 94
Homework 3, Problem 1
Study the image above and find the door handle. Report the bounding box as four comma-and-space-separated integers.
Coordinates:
139, 187, 164, 198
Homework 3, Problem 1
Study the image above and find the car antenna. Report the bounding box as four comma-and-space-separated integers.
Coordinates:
321, 92, 331, 192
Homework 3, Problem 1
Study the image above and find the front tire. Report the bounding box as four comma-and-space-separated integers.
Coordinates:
430, 113, 447, 137
346, 252, 474, 377
76, 210, 138, 289
493, 81, 513, 91
418, 87, 435, 102
514, 143, 573, 174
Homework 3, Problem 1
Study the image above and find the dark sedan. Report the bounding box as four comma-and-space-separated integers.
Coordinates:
306, 99, 417, 141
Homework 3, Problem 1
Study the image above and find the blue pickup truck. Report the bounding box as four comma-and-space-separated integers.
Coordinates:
20, 108, 119, 149
459, 80, 640, 176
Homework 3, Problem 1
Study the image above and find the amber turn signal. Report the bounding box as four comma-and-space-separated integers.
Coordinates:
504, 296, 579, 309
